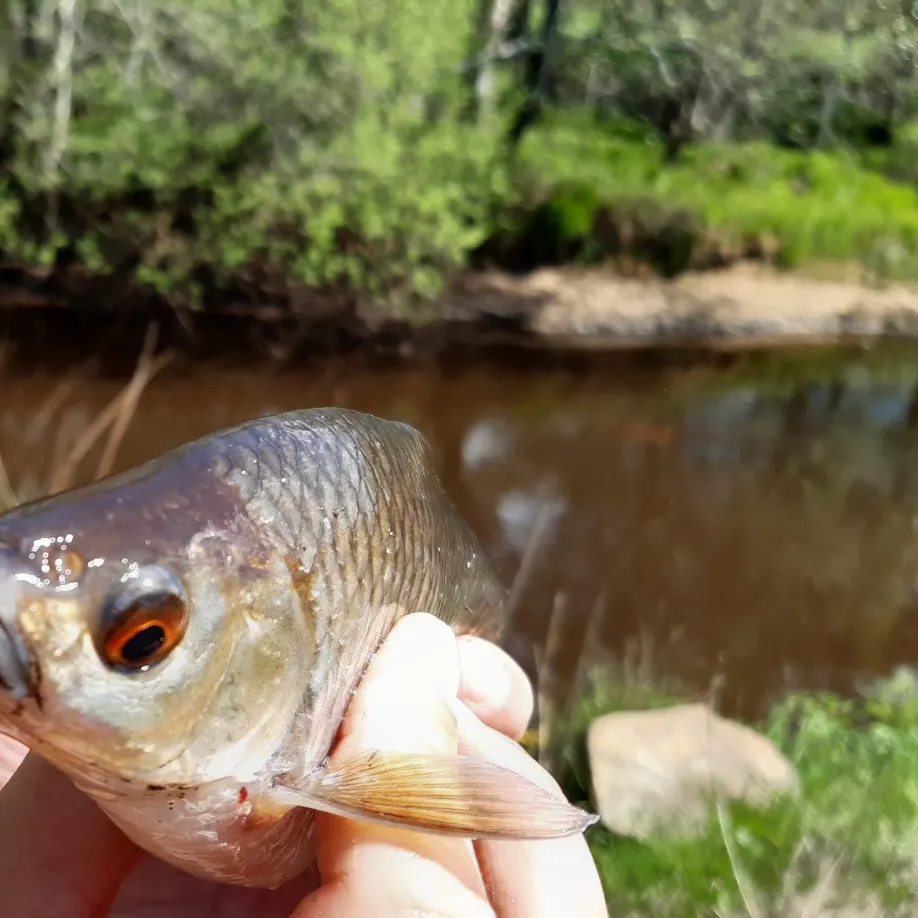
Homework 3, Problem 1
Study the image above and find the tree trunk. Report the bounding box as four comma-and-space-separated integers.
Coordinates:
465, 0, 525, 123
816, 73, 839, 148
508, 0, 562, 147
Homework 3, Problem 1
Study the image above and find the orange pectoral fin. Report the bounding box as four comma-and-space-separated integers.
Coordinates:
265, 751, 598, 839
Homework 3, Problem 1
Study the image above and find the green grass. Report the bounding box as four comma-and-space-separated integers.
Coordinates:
554, 666, 918, 916
509, 113, 918, 281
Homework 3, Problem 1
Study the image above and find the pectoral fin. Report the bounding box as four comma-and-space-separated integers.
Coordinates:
267, 751, 598, 839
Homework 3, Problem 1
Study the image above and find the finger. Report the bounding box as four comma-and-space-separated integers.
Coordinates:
332, 612, 461, 760
293, 613, 493, 918
0, 753, 141, 918
0, 734, 26, 787
109, 853, 321, 918
453, 701, 608, 918
457, 635, 534, 741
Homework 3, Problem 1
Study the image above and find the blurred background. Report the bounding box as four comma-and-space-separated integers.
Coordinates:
2, 1, 918, 914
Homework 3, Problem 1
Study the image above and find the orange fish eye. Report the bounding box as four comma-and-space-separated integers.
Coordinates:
101, 593, 188, 671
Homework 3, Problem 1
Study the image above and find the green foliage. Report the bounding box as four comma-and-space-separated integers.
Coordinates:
558, 0, 918, 150
0, 0, 509, 310
765, 690, 918, 900
566, 667, 918, 915
588, 802, 804, 917
1, 0, 917, 306
512, 113, 918, 280
861, 122, 918, 187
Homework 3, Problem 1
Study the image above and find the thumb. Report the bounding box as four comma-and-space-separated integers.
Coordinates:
292, 612, 492, 918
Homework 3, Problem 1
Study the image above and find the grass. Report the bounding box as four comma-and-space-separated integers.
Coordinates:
548, 664, 918, 916
506, 113, 918, 282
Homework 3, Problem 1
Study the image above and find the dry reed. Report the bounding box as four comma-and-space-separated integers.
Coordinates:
0, 322, 173, 503
46, 324, 174, 495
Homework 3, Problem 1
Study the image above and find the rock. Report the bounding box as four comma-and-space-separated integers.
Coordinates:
587, 703, 799, 839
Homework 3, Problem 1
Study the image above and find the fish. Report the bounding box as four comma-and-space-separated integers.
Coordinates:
0, 407, 596, 889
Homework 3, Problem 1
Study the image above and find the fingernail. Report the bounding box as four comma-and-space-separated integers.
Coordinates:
458, 638, 511, 709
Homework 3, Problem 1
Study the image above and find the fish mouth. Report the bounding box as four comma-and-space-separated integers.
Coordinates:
0, 551, 31, 703
0, 618, 30, 702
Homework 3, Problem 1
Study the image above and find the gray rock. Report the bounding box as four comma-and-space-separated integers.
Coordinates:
587, 703, 799, 839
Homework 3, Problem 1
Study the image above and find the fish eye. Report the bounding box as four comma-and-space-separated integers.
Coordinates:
98, 566, 188, 673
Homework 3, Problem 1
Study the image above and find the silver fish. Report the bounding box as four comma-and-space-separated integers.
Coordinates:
0, 408, 594, 888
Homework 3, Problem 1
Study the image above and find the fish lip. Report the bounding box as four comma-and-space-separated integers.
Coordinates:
0, 617, 30, 702
0, 550, 32, 703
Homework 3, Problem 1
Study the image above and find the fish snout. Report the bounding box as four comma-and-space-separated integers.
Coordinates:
0, 548, 32, 701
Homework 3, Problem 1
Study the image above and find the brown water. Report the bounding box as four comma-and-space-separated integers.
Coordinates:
3, 341, 918, 721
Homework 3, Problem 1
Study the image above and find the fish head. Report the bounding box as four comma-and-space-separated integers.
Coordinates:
0, 460, 311, 794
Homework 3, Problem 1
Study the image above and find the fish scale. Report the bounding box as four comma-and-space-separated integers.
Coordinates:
0, 407, 595, 889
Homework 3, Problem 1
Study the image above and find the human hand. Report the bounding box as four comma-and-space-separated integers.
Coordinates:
0, 734, 24, 786
0, 613, 608, 917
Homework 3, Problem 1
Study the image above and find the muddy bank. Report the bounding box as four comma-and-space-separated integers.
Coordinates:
4, 263, 918, 357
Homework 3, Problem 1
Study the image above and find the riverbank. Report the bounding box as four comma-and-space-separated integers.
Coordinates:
5, 262, 918, 358
445, 263, 918, 351
4, 112, 918, 358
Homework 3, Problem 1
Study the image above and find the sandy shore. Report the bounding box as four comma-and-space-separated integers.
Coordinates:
443, 263, 918, 350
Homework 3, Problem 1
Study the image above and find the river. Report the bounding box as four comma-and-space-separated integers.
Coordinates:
3, 336, 918, 722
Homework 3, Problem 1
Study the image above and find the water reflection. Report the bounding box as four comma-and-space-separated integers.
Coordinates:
3, 348, 918, 719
